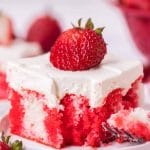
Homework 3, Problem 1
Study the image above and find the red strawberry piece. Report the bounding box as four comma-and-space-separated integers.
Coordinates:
0, 141, 10, 150
50, 18, 107, 71
26, 15, 61, 53
120, 0, 150, 10
0, 12, 14, 45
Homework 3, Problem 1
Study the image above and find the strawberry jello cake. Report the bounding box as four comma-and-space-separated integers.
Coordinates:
0, 13, 42, 99
7, 19, 145, 148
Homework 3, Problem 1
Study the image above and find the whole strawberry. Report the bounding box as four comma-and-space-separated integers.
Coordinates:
120, 0, 150, 10
50, 18, 107, 71
0, 12, 14, 45
27, 15, 61, 53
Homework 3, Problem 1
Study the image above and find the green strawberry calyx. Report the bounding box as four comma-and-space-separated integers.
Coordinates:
1, 132, 23, 150
72, 18, 105, 35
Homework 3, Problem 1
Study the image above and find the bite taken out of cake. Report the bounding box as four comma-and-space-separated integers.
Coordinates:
6, 19, 146, 149
107, 107, 150, 143
0, 12, 42, 99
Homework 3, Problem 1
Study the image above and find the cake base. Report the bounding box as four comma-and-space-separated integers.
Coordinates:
8, 77, 141, 148
0, 115, 150, 150
0, 100, 150, 150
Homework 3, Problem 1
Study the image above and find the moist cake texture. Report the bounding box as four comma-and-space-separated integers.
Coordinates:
6, 53, 143, 148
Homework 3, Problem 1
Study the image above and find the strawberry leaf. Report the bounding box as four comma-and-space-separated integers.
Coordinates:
1, 132, 11, 144
11, 140, 23, 150
78, 18, 82, 28
95, 27, 105, 35
85, 18, 94, 29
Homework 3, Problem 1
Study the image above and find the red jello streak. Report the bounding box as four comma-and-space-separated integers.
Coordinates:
0, 72, 8, 99
44, 106, 64, 148
9, 89, 24, 135
61, 94, 92, 146
129, 122, 150, 141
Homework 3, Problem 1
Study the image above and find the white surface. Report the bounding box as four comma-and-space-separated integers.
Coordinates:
145, 83, 150, 103
10, 135, 150, 150
7, 53, 143, 108
0, 100, 10, 117
0, 40, 42, 61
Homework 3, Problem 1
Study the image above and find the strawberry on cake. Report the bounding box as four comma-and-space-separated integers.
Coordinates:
0, 12, 42, 99
6, 19, 145, 148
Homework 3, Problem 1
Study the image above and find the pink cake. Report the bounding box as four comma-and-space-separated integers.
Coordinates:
6, 53, 144, 148
0, 39, 42, 99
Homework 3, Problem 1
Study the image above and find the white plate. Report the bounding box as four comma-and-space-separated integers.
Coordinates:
9, 134, 150, 150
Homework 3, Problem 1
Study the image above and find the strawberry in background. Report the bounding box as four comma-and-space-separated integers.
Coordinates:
26, 15, 61, 53
0, 12, 14, 45
118, 0, 150, 83
120, 0, 150, 10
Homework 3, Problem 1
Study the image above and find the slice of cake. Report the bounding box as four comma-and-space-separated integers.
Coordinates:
6, 53, 143, 148
7, 19, 144, 148
0, 13, 42, 99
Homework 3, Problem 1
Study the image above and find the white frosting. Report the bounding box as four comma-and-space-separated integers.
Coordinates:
0, 39, 42, 72
108, 108, 150, 130
7, 53, 143, 108
129, 108, 150, 123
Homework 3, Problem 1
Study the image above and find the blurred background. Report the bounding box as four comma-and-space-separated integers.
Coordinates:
0, 0, 145, 60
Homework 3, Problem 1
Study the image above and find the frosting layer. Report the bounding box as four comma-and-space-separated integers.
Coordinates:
7, 53, 143, 108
